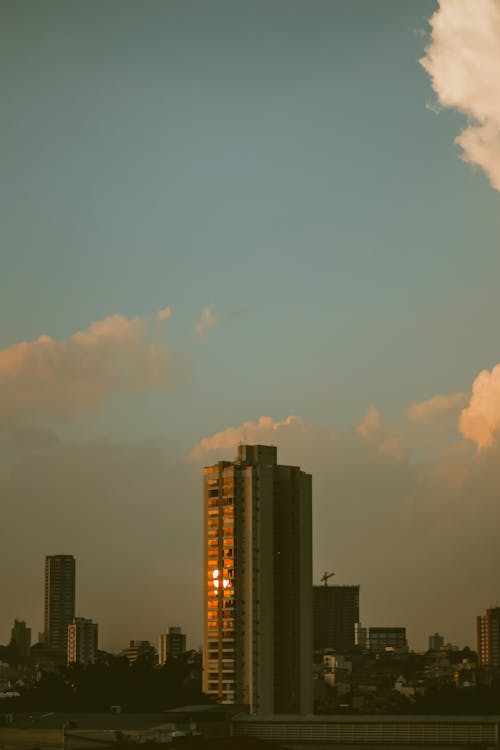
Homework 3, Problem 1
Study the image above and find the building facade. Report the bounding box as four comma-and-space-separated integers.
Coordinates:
203, 444, 312, 714
10, 619, 31, 662
367, 627, 407, 653
477, 607, 500, 667
428, 632, 445, 651
159, 627, 187, 665
67, 618, 98, 665
44, 555, 76, 652
121, 640, 155, 663
313, 585, 359, 652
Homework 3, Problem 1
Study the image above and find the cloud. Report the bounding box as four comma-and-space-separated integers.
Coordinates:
356, 405, 381, 441
407, 392, 468, 427
195, 306, 216, 336
155, 306, 171, 322
0, 314, 182, 421
459, 363, 500, 447
191, 415, 304, 460
420, 0, 500, 190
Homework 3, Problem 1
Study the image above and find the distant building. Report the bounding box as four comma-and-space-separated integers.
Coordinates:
313, 585, 359, 652
322, 653, 352, 690
367, 627, 407, 652
354, 622, 367, 649
158, 627, 186, 665
203, 444, 312, 714
10, 620, 31, 662
44, 555, 76, 652
477, 607, 500, 667
68, 618, 98, 665
122, 640, 155, 663
429, 632, 445, 651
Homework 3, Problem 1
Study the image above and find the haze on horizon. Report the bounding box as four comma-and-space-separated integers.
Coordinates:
1, 0, 500, 654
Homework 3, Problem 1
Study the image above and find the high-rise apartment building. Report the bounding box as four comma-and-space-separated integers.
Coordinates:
313, 585, 359, 653
10, 620, 31, 662
203, 444, 312, 714
44, 555, 76, 651
68, 618, 98, 665
158, 626, 187, 665
477, 607, 500, 667
428, 632, 445, 651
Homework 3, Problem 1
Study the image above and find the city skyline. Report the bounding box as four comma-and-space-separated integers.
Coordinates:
2, 0, 500, 653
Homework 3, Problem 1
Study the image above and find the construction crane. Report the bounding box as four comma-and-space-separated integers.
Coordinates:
320, 571, 335, 586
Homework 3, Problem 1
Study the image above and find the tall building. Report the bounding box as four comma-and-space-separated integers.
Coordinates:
203, 444, 312, 714
68, 618, 98, 665
159, 626, 187, 665
44, 555, 76, 651
10, 620, 31, 662
428, 632, 445, 651
313, 585, 359, 652
121, 640, 155, 663
367, 627, 407, 653
477, 607, 500, 667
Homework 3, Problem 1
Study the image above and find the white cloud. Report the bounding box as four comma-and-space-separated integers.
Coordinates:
460, 363, 500, 447
191, 415, 303, 460
0, 314, 182, 420
155, 306, 172, 322
420, 0, 500, 190
356, 405, 381, 441
407, 392, 468, 427
195, 306, 216, 336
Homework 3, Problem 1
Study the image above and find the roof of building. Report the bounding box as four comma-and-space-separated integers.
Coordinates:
232, 714, 500, 724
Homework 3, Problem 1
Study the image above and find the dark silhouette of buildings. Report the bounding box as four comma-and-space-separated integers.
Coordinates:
429, 632, 445, 651
313, 584, 359, 652
10, 619, 31, 662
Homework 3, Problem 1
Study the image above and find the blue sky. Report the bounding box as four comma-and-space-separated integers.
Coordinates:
1, 0, 500, 650
2, 0, 500, 442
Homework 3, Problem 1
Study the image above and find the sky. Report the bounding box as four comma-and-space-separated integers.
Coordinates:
1, 0, 500, 653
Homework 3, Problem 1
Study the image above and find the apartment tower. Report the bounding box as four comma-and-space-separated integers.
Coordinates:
44, 555, 76, 651
159, 626, 187, 665
477, 607, 500, 667
203, 444, 312, 714
67, 617, 98, 665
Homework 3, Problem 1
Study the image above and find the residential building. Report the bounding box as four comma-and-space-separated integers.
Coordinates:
159, 626, 187, 665
355, 622, 368, 649
44, 555, 76, 652
10, 620, 31, 662
477, 607, 500, 667
428, 632, 445, 651
122, 640, 155, 663
367, 627, 407, 652
203, 444, 312, 714
322, 653, 352, 691
68, 618, 98, 665
313, 585, 359, 652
